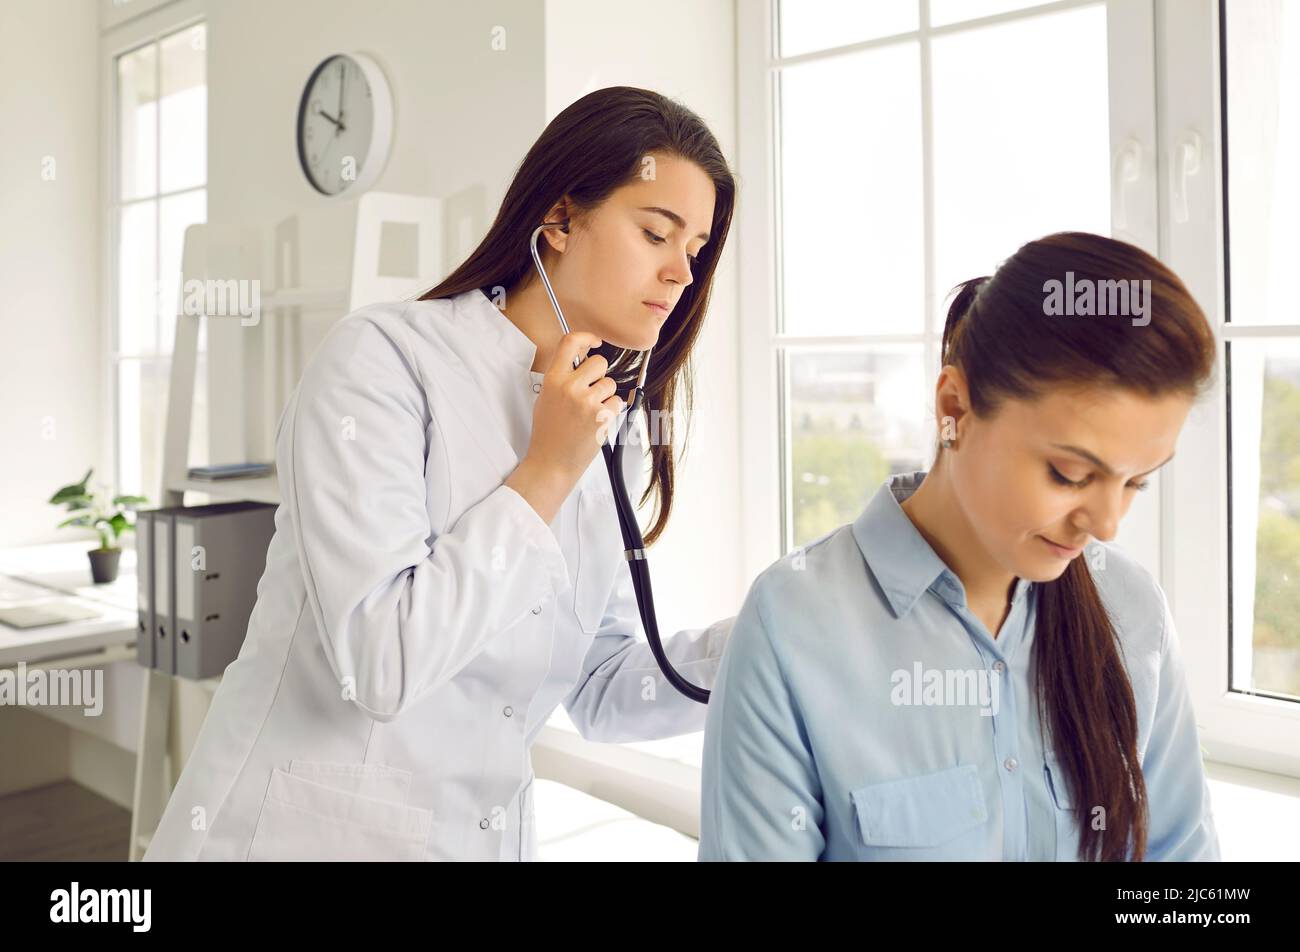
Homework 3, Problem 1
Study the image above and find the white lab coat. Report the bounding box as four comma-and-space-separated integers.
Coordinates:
143, 288, 733, 862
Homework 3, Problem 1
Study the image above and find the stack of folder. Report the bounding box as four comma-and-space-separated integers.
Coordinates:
135, 501, 277, 680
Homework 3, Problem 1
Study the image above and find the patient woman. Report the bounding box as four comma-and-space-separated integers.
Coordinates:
699, 232, 1221, 862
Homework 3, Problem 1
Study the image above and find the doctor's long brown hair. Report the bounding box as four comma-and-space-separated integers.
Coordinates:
418, 86, 735, 545
940, 233, 1215, 861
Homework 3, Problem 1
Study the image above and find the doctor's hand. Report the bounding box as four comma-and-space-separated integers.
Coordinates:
505, 331, 626, 525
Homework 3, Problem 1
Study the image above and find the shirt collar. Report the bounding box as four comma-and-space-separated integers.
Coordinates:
456, 287, 541, 377
852, 471, 1033, 618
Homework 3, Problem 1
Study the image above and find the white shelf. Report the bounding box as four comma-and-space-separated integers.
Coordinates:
173, 475, 280, 505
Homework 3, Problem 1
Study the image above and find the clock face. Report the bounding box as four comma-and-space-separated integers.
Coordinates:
296, 54, 379, 196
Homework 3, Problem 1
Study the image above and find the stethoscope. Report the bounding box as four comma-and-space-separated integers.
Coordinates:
529, 220, 710, 704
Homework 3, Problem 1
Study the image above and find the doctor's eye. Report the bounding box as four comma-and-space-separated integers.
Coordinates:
643, 228, 699, 267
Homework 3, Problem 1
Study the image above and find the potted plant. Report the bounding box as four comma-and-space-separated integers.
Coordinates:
48, 468, 149, 584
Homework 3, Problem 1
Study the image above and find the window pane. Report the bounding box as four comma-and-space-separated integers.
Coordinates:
787, 347, 928, 548
779, 44, 924, 336
930, 0, 1068, 28
1229, 339, 1300, 701
117, 42, 157, 202
159, 189, 207, 354
931, 4, 1110, 301
1224, 0, 1300, 326
116, 358, 168, 506
159, 24, 207, 194
778, 0, 917, 57
118, 200, 157, 355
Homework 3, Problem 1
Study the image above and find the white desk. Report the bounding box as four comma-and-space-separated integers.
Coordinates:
0, 543, 139, 668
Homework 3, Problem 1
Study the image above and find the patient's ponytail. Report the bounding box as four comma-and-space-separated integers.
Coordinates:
941, 275, 989, 368
936, 233, 1216, 860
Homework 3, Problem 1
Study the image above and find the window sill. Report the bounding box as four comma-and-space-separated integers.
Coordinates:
1205, 760, 1300, 861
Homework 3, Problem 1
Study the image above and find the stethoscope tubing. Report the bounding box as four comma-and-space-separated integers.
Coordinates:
528, 221, 710, 703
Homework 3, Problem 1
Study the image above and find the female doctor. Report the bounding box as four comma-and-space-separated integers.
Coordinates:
144, 86, 736, 862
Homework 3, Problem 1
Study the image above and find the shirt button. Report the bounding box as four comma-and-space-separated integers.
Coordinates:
479, 818, 490, 830
531, 382, 541, 393
993, 661, 1006, 673
1004, 757, 1018, 772
503, 706, 513, 717
531, 605, 541, 615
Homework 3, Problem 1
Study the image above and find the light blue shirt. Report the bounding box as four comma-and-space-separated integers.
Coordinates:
699, 471, 1220, 861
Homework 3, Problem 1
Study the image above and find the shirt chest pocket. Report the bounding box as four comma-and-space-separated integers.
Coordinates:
850, 764, 989, 860
572, 487, 626, 634
1044, 752, 1081, 862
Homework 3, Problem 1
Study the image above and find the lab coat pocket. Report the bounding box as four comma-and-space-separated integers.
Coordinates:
574, 489, 625, 634
287, 760, 413, 804
248, 765, 433, 862
1044, 752, 1081, 862
850, 764, 988, 858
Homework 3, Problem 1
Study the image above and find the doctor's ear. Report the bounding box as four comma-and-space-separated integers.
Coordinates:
541, 198, 578, 252
542, 223, 570, 254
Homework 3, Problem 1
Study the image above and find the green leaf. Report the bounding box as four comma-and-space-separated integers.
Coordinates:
49, 472, 93, 505
57, 514, 95, 529
108, 512, 128, 536
113, 494, 149, 508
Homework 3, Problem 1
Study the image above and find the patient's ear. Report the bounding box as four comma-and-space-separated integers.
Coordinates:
935, 364, 971, 440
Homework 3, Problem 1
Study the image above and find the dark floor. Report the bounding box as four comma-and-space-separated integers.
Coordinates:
0, 780, 131, 861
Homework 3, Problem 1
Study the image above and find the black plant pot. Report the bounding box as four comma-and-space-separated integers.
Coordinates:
88, 547, 122, 584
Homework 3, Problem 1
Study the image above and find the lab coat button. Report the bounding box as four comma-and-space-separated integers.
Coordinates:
531, 605, 541, 615
531, 382, 541, 393
1004, 757, 1018, 772
993, 661, 1006, 673
479, 818, 490, 830
503, 706, 513, 717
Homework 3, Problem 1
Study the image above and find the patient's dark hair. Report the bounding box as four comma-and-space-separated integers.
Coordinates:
939, 232, 1216, 860
418, 86, 735, 546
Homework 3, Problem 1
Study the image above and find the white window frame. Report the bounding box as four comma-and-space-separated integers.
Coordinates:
1159, 0, 1300, 778
98, 0, 206, 502
738, 0, 1162, 584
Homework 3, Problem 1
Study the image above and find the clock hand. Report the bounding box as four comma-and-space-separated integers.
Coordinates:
317, 108, 342, 128
317, 135, 336, 180
338, 62, 346, 132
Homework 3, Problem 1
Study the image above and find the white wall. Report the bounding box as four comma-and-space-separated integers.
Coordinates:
0, 0, 103, 548
201, 0, 548, 464
545, 0, 746, 636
